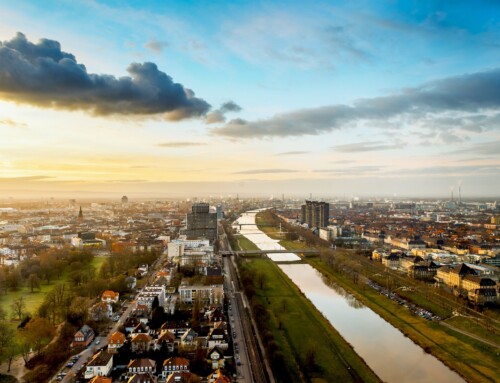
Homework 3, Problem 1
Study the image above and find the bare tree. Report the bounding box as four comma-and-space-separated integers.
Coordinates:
11, 296, 26, 320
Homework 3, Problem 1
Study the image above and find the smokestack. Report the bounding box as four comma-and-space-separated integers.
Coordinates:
459, 186, 462, 204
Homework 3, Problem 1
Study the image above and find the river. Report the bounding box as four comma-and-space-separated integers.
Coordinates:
235, 210, 464, 383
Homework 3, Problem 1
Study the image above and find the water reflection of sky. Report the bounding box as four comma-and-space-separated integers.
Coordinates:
279, 264, 464, 383
235, 211, 463, 383
236, 211, 301, 262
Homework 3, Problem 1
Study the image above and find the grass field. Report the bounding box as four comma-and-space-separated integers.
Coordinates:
0, 278, 63, 322
444, 315, 500, 346
235, 235, 260, 251
0, 254, 108, 338
91, 256, 107, 274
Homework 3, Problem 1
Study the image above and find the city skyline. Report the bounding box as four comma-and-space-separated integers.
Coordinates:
1, 0, 499, 198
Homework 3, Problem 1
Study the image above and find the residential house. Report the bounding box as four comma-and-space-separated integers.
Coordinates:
160, 321, 189, 338
205, 305, 225, 323
207, 370, 230, 383
162, 357, 190, 379
207, 326, 229, 350
124, 317, 141, 333
91, 302, 113, 321
166, 372, 198, 383
71, 324, 95, 348
131, 304, 150, 324
131, 333, 152, 353
101, 290, 120, 304
128, 358, 156, 375
84, 350, 113, 379
180, 328, 198, 348
155, 330, 175, 352
127, 373, 157, 383
130, 322, 149, 336
90, 377, 112, 383
207, 347, 225, 370
108, 331, 126, 353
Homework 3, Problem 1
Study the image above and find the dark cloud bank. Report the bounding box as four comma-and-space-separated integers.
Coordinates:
0, 33, 210, 119
212, 68, 500, 138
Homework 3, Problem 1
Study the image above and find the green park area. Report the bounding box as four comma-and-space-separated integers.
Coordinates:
0, 255, 105, 324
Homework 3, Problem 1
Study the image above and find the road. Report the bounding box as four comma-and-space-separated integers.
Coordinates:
55, 299, 137, 383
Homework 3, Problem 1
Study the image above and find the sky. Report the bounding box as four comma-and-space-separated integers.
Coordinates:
0, 0, 499, 199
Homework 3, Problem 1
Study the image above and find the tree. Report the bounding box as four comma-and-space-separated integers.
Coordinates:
39, 253, 57, 284
22, 317, 55, 355
6, 269, 22, 290
0, 322, 15, 365
27, 273, 41, 292
11, 296, 26, 320
67, 296, 90, 325
0, 306, 6, 321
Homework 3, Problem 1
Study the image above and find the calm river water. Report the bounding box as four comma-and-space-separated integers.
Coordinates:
236, 210, 464, 383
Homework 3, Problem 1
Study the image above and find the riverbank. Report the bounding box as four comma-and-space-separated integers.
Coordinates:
256, 210, 499, 383
235, 238, 381, 382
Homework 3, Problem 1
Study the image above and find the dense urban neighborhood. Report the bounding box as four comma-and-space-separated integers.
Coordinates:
0, 196, 498, 383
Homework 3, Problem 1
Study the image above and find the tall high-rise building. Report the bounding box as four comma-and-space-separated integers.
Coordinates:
300, 200, 329, 228
121, 195, 129, 204
186, 203, 218, 241
216, 204, 223, 220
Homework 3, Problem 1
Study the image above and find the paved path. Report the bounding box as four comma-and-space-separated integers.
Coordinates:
439, 321, 500, 348
0, 354, 28, 382
440, 321, 500, 349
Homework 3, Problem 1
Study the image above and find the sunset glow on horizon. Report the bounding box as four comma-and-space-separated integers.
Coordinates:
1, 1, 499, 199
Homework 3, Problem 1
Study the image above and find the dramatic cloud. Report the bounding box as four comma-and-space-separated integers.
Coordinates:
205, 101, 242, 124
233, 168, 299, 174
331, 141, 403, 152
157, 142, 206, 148
0, 33, 210, 119
212, 68, 500, 138
144, 39, 169, 53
